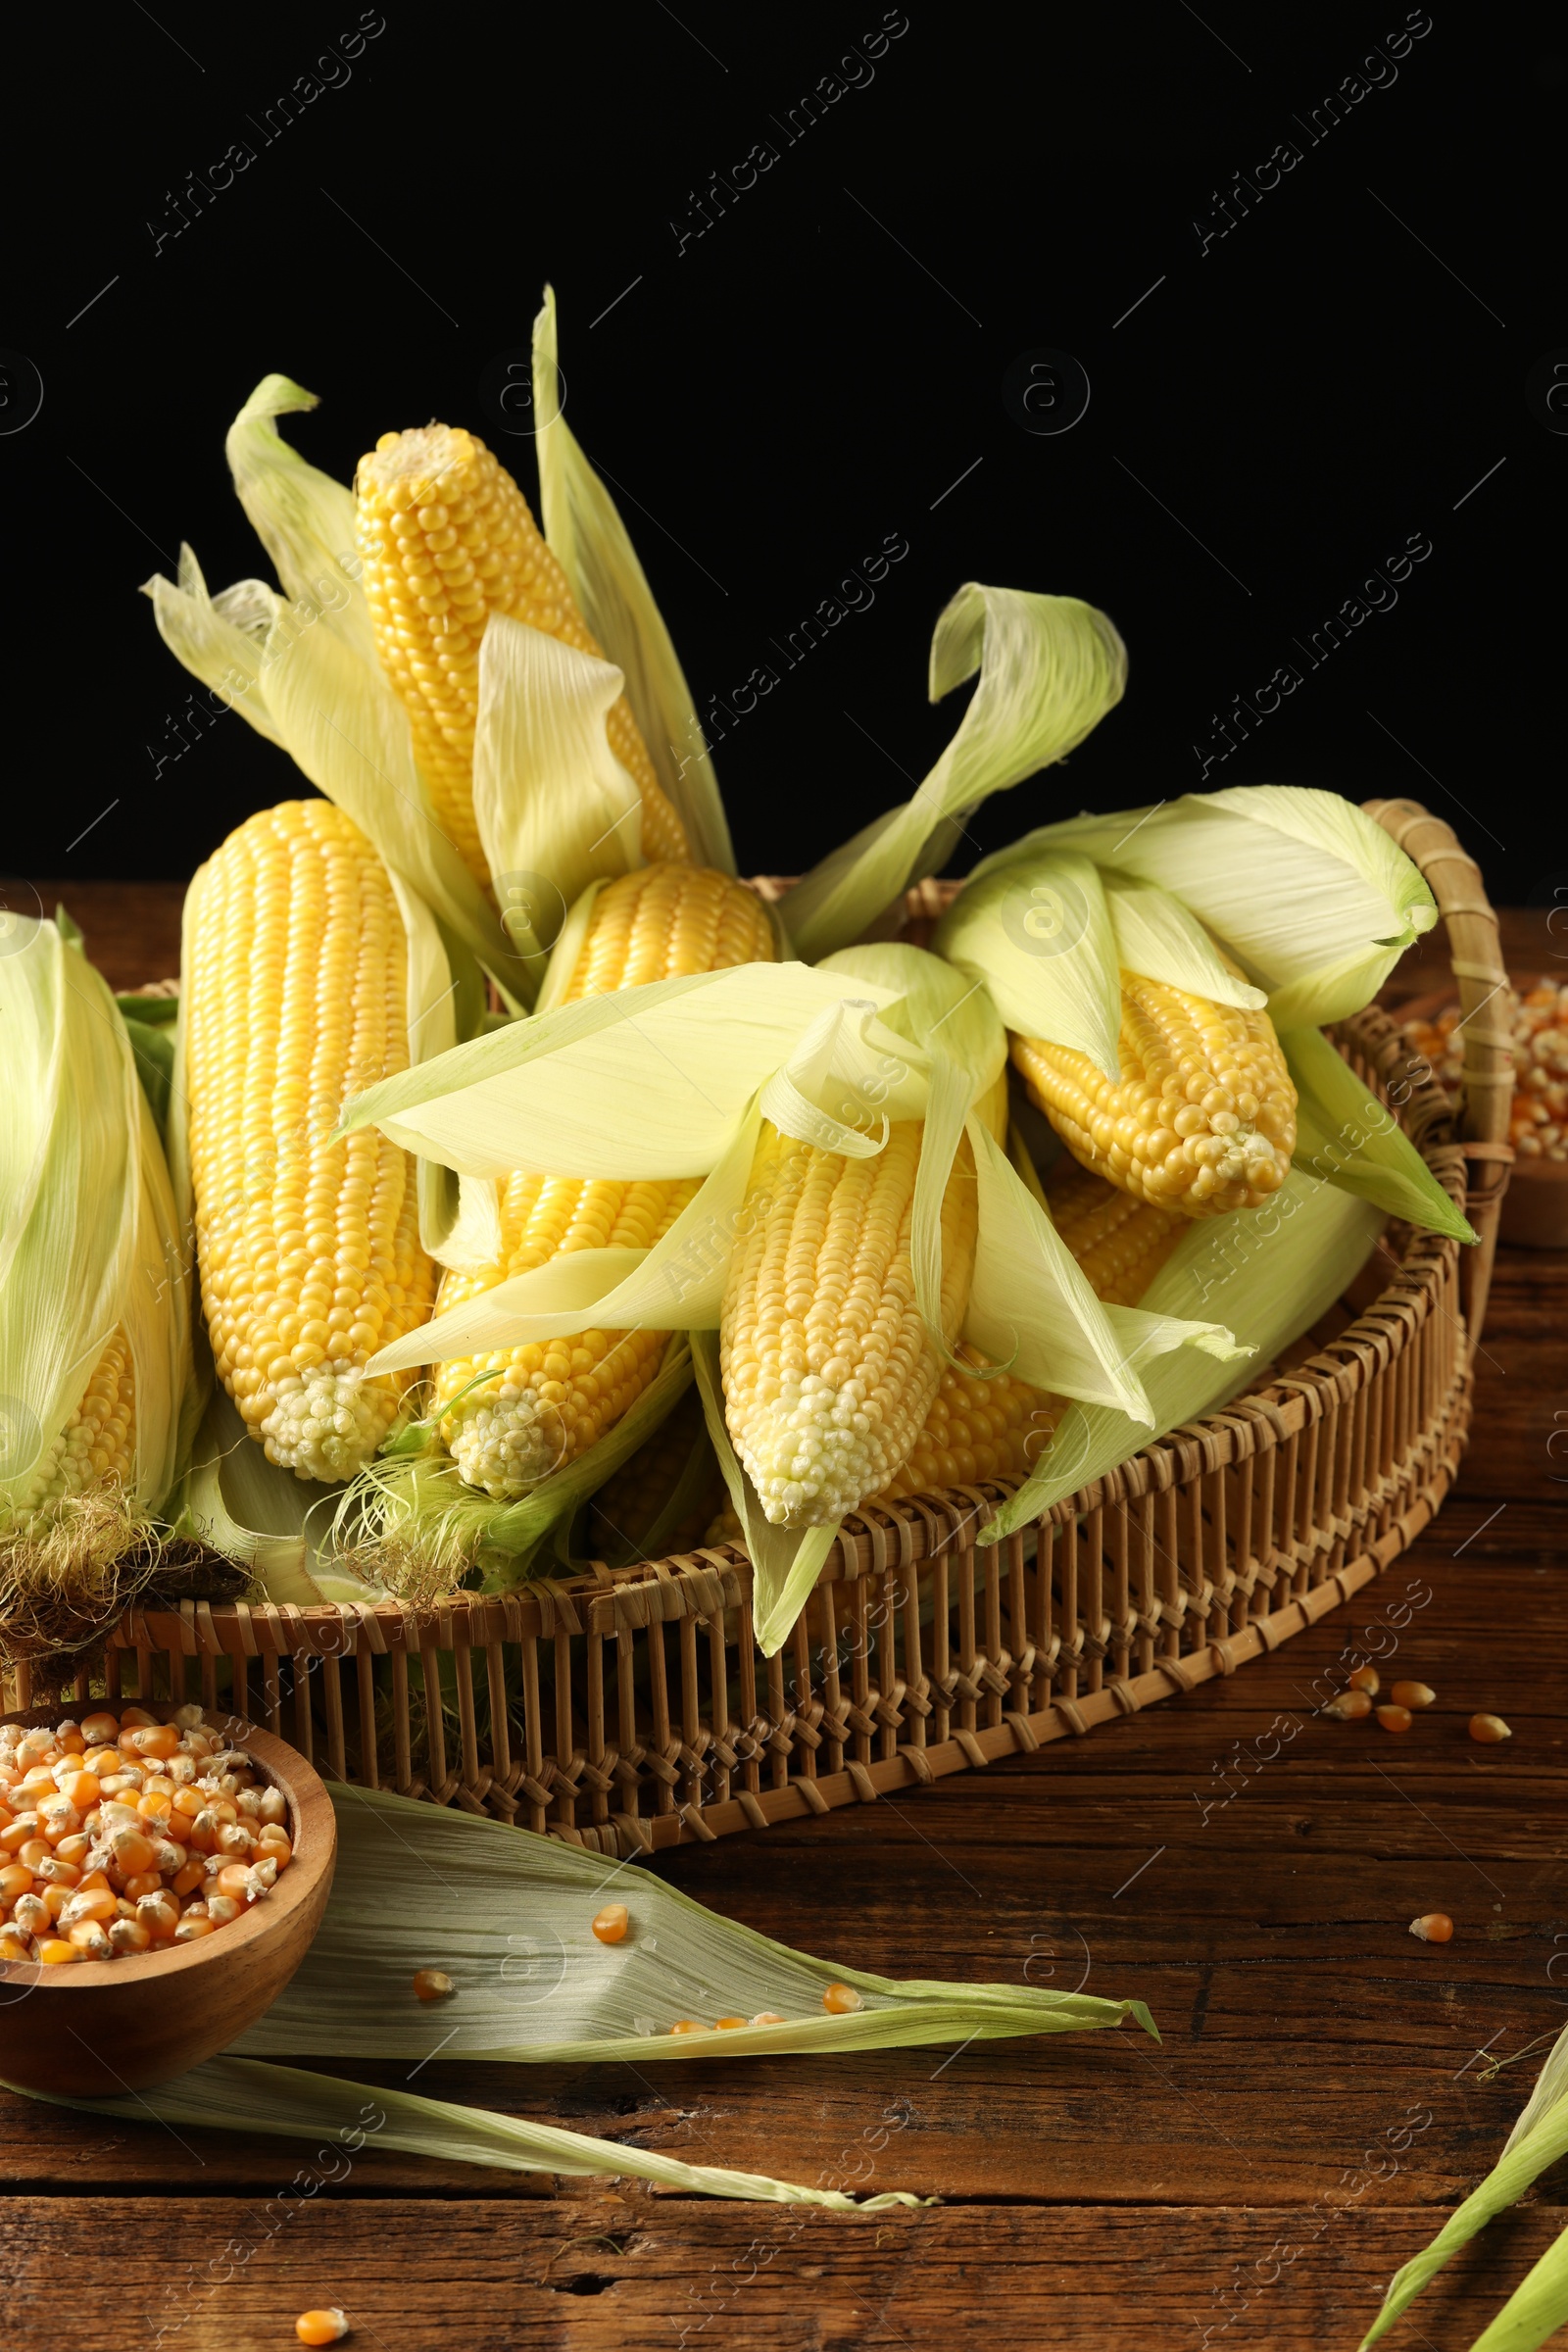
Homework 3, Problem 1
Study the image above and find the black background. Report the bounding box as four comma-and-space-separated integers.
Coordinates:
4, 3, 1557, 903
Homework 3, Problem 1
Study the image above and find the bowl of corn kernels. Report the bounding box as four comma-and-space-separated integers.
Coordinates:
1402, 976, 1568, 1249
0, 1699, 335, 2095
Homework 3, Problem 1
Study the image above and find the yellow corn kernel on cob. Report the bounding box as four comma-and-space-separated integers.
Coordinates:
356, 425, 691, 890
1045, 1162, 1186, 1305
1012, 966, 1297, 1216
720, 1122, 980, 1528
588, 1389, 723, 1558
433, 866, 777, 1498
563, 866, 774, 1002
185, 802, 435, 1482
433, 1173, 698, 1497
878, 1345, 1059, 1501
15, 1328, 137, 1518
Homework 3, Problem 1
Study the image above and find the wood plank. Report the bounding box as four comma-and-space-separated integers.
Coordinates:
2, 2195, 1562, 2349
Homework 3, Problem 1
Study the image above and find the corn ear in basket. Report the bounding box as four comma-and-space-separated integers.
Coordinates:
0, 919, 190, 1650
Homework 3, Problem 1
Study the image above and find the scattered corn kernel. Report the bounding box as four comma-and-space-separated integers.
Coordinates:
669, 2020, 707, 2034
1389, 1681, 1435, 1709
1323, 1690, 1373, 1721
714, 2016, 748, 2030
37, 1938, 79, 1965
1470, 1713, 1511, 1743
592, 1903, 629, 1945
751, 2012, 788, 2027
295, 2312, 350, 2347
413, 1970, 455, 2002
1376, 1705, 1414, 1733
1348, 1666, 1380, 1695
822, 1984, 862, 2014
1409, 1913, 1454, 1943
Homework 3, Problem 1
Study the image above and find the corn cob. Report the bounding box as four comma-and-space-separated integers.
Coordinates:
878, 1345, 1059, 1500
356, 425, 692, 891
710, 1160, 1177, 1536
14, 1329, 137, 1516
562, 865, 774, 1001
720, 1122, 979, 1528
184, 801, 436, 1483
433, 1173, 697, 1496
1044, 1162, 1185, 1305
1012, 962, 1297, 1216
433, 867, 776, 1497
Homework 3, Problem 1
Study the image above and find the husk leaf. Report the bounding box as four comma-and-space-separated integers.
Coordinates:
341, 964, 906, 1182
692, 1330, 839, 1655
1360, 2020, 1568, 2349
533, 285, 735, 873
1285, 1023, 1477, 1241
30, 2054, 923, 2210
349, 1340, 695, 1599
226, 1782, 1158, 2061
979, 1170, 1385, 1539
932, 851, 1122, 1073
969, 786, 1436, 1028
781, 584, 1127, 959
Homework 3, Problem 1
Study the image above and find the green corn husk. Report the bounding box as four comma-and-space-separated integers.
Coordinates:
231, 1787, 1156, 2062
25, 2057, 925, 2211
1283, 1021, 1476, 1243
0, 919, 191, 1649
532, 286, 735, 878
960, 785, 1437, 1031
779, 583, 1127, 960
1360, 2018, 1568, 2352
345, 1339, 698, 1601
978, 1167, 1387, 1542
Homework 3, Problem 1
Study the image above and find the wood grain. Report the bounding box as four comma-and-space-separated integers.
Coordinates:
0, 891, 1562, 2349
4, 2195, 1566, 2349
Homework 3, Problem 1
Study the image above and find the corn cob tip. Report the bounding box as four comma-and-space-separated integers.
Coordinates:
442, 1381, 569, 1501
740, 1374, 914, 1528
260, 1369, 403, 1486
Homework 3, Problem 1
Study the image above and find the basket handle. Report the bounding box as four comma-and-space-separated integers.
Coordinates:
1363, 797, 1513, 1352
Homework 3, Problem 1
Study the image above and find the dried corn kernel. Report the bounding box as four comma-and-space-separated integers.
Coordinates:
714, 2016, 748, 2030
592, 1904, 629, 1945
1376, 1704, 1414, 1733
413, 1969, 455, 2002
1348, 1666, 1380, 1695
751, 2012, 788, 2027
1389, 1681, 1435, 1709
1409, 1913, 1453, 1943
1469, 1713, 1511, 1743
1323, 1690, 1373, 1721
668, 2020, 707, 2034
37, 1938, 79, 1965
0, 1707, 291, 1964
822, 1984, 862, 2014
295, 2313, 350, 2347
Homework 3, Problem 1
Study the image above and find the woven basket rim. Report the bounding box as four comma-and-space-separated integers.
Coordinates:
107, 797, 1509, 1648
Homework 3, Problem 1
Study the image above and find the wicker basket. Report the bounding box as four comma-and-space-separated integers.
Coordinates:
7, 801, 1513, 1855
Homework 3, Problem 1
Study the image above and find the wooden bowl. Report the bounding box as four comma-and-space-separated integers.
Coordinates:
0, 1703, 335, 2095
1396, 979, 1568, 1250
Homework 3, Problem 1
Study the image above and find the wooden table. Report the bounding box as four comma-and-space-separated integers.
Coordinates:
3, 896, 1563, 2350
